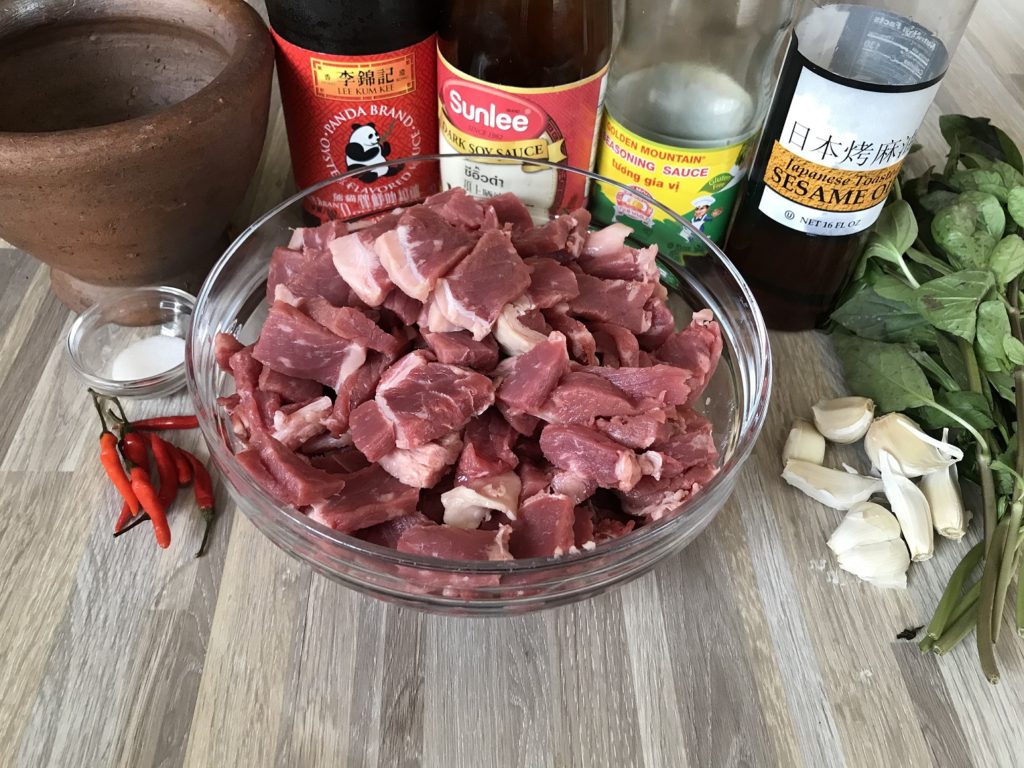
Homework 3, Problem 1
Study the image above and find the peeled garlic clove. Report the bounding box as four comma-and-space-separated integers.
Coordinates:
920, 428, 970, 540
827, 501, 902, 555
812, 396, 875, 444
867, 572, 908, 590
837, 539, 911, 582
781, 460, 884, 510
878, 450, 934, 561
864, 413, 963, 478
782, 419, 826, 466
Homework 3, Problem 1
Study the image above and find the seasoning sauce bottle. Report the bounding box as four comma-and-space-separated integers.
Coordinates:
437, 0, 614, 216
266, 0, 440, 222
592, 0, 794, 260
726, 0, 978, 330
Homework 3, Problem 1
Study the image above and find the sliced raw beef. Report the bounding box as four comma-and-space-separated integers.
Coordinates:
513, 213, 575, 257
397, 524, 513, 561
288, 219, 348, 251
617, 462, 718, 519
545, 310, 598, 365
378, 432, 464, 488
418, 292, 463, 333
496, 332, 568, 413
517, 462, 553, 501
268, 236, 358, 308
637, 299, 676, 351
380, 289, 423, 326
441, 471, 522, 528
229, 345, 262, 396
524, 257, 580, 309
496, 400, 541, 437
456, 410, 519, 483
578, 225, 659, 283
422, 330, 499, 371
537, 371, 641, 425
302, 298, 402, 356
307, 446, 369, 474
328, 217, 398, 306
434, 230, 531, 339
563, 209, 591, 259
593, 514, 636, 543
510, 492, 576, 558
494, 302, 549, 356
300, 433, 354, 455
596, 411, 669, 450
582, 365, 692, 406
539, 424, 641, 492
424, 187, 490, 230
271, 396, 332, 450
309, 464, 420, 533
247, 432, 348, 506
485, 192, 534, 232
258, 367, 323, 404
215, 333, 244, 372
656, 309, 723, 401
591, 322, 641, 367
550, 471, 598, 505
573, 506, 596, 551
375, 206, 477, 301
518, 309, 550, 334
324, 350, 394, 437
570, 274, 655, 333
349, 400, 397, 462
358, 510, 435, 548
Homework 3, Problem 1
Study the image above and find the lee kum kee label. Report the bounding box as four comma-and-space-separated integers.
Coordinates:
437, 50, 608, 215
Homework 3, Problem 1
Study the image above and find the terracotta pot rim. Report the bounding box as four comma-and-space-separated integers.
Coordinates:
0, 0, 272, 156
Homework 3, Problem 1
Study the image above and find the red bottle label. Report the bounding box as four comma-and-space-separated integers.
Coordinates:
271, 30, 440, 221
437, 50, 608, 215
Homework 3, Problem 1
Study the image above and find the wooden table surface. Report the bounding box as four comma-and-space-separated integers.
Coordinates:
3, 1, 1024, 765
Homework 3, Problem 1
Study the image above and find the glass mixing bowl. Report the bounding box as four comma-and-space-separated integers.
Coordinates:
187, 155, 771, 614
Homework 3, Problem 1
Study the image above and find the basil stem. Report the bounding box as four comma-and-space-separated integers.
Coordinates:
959, 337, 998, 551
925, 542, 985, 641
977, 519, 1010, 683
934, 585, 982, 655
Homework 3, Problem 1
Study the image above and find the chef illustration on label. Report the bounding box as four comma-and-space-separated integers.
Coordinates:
345, 121, 403, 183
687, 194, 724, 233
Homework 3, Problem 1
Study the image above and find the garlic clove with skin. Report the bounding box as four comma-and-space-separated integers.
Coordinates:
812, 396, 875, 444
836, 539, 911, 584
864, 413, 963, 478
878, 449, 934, 561
782, 419, 826, 466
920, 428, 970, 540
827, 501, 902, 555
781, 460, 884, 510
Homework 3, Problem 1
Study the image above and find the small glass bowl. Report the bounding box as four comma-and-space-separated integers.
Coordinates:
67, 286, 195, 398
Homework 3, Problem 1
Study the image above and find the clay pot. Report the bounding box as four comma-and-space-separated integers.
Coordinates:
0, 0, 274, 311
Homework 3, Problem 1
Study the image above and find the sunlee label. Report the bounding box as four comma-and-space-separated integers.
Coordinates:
437, 50, 608, 216
757, 59, 940, 236
271, 30, 439, 222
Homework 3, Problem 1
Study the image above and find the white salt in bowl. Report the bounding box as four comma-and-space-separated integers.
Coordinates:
67, 286, 194, 398
187, 155, 772, 615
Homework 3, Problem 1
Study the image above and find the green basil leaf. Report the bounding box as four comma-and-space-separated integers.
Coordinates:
987, 370, 1016, 404
989, 234, 1024, 286
1008, 187, 1024, 229
975, 300, 1012, 372
914, 391, 996, 432
991, 160, 1024, 189
873, 200, 918, 254
931, 199, 1002, 269
871, 273, 918, 305
939, 115, 1024, 173
862, 238, 904, 268
832, 335, 935, 412
919, 190, 960, 214
1003, 336, 1024, 366
913, 270, 994, 342
831, 287, 936, 346
936, 332, 971, 390
906, 345, 960, 392
950, 169, 1009, 202
959, 191, 1006, 237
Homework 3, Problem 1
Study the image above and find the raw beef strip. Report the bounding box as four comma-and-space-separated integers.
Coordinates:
422, 330, 499, 371
288, 219, 348, 251
537, 371, 642, 425
229, 345, 262, 396
517, 462, 553, 501
271, 396, 332, 450
656, 309, 723, 401
563, 208, 591, 259
545, 310, 598, 365
539, 424, 641, 492
510, 492, 576, 558
573, 506, 596, 551
309, 464, 420, 533
349, 400, 397, 462
358, 510, 435, 548
375, 206, 477, 301
253, 302, 367, 392
378, 432, 464, 488
236, 449, 290, 502
258, 367, 323, 404
418, 293, 463, 333
518, 309, 550, 334
215, 333, 244, 372
593, 514, 636, 543
494, 302, 549, 356
456, 410, 519, 483
307, 446, 369, 474
578, 225, 660, 283
380, 289, 423, 326
496, 400, 541, 436
302, 298, 402, 356
267, 242, 358, 308
637, 299, 676, 351
513, 213, 575, 257
524, 257, 580, 308
570, 274, 655, 333
485, 191, 534, 232
247, 432, 348, 506
617, 462, 718, 520
376, 351, 494, 449
582, 365, 692, 406
324, 350, 394, 436
441, 471, 522, 528
496, 332, 568, 413
328, 219, 397, 306
590, 322, 641, 367
300, 433, 354, 455
434, 230, 531, 340
550, 471, 598, 505
397, 524, 513, 561
596, 411, 669, 450
424, 187, 490, 230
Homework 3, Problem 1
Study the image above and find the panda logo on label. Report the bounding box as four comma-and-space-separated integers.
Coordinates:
344, 122, 404, 183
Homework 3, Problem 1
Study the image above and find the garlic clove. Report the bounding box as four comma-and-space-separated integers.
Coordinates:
827, 501, 902, 555
836, 539, 911, 582
812, 396, 875, 444
920, 428, 970, 540
864, 413, 963, 478
781, 460, 884, 510
878, 450, 934, 561
866, 572, 909, 590
782, 419, 826, 466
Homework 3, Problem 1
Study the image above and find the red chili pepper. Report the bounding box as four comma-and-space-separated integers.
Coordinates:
170, 445, 193, 485
113, 410, 150, 533
90, 391, 140, 517
182, 451, 216, 557
147, 433, 179, 509
130, 466, 171, 548
130, 415, 199, 431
